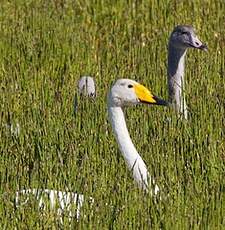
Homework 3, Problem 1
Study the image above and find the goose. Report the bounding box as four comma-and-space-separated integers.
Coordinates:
167, 25, 207, 119
15, 79, 168, 219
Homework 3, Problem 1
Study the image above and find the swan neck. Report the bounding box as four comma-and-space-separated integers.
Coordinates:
108, 106, 139, 165
108, 105, 149, 189
168, 44, 186, 77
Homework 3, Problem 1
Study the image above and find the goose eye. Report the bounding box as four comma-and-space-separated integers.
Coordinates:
128, 84, 133, 88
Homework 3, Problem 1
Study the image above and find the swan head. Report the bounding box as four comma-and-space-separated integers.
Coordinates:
108, 79, 168, 107
169, 25, 207, 51
78, 76, 96, 97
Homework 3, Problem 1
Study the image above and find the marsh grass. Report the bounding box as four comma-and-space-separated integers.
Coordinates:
0, 0, 225, 229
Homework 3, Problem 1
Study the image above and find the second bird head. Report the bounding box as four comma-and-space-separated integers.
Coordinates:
169, 25, 207, 51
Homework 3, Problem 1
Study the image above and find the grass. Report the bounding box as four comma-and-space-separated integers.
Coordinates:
0, 0, 225, 229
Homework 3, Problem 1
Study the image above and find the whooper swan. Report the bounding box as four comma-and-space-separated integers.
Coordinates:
108, 79, 168, 194
15, 79, 167, 219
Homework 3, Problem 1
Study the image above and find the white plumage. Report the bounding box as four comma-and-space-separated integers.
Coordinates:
78, 76, 96, 97
15, 79, 167, 219
108, 79, 167, 194
15, 189, 93, 220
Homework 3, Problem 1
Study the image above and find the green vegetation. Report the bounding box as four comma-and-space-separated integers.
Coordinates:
0, 0, 224, 229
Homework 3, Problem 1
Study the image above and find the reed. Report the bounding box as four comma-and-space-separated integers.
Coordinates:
0, 0, 224, 229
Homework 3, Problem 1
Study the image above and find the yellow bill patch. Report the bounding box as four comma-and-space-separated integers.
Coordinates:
134, 83, 156, 104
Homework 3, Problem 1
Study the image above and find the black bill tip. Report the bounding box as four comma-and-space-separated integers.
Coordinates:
153, 95, 169, 106
199, 43, 208, 51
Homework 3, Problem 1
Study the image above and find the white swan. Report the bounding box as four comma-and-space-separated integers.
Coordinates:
15, 189, 93, 220
78, 76, 96, 98
74, 76, 96, 113
108, 79, 168, 193
15, 79, 167, 219
167, 25, 207, 119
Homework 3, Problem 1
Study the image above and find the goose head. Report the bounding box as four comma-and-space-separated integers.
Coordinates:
108, 79, 168, 107
169, 25, 207, 51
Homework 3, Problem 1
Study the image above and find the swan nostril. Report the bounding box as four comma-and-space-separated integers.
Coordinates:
195, 42, 199, 46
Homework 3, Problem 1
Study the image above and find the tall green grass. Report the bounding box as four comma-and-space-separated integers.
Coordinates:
0, 0, 224, 229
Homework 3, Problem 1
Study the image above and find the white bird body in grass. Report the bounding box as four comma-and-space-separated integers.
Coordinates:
15, 189, 94, 220
167, 25, 207, 119
15, 79, 167, 219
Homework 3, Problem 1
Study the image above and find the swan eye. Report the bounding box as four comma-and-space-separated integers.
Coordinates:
128, 84, 133, 88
